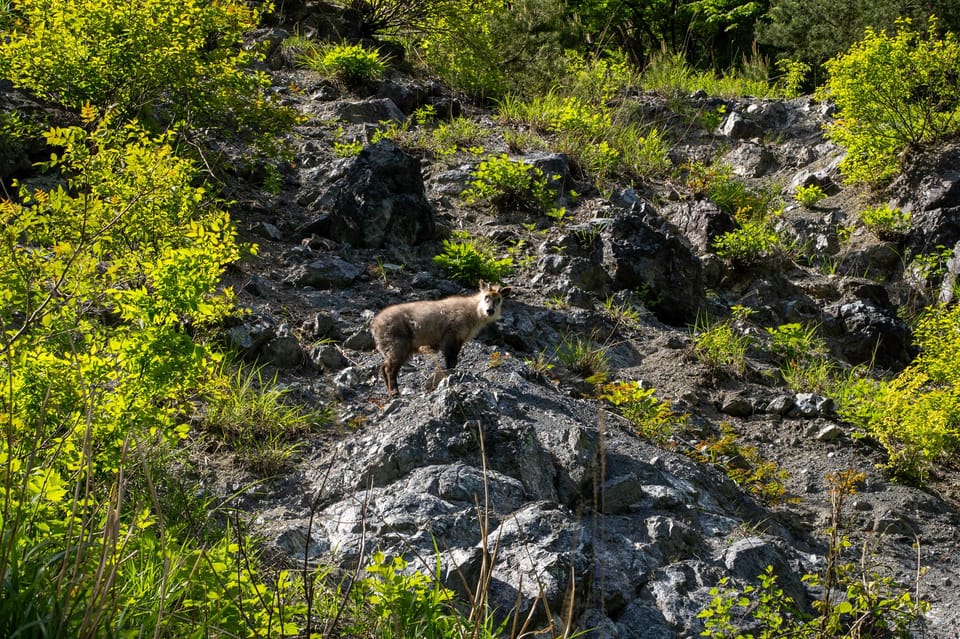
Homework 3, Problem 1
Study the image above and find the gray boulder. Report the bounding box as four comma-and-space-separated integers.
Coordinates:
602, 205, 705, 325
299, 139, 436, 248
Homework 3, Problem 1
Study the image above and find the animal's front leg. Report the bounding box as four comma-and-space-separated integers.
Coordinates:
441, 339, 462, 370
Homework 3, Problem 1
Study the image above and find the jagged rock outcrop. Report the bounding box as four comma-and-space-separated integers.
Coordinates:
297, 138, 437, 248
601, 205, 706, 326
258, 360, 801, 636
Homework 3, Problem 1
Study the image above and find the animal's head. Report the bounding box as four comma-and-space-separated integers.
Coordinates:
477, 281, 512, 319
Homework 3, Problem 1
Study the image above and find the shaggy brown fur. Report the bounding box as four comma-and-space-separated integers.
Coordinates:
371, 282, 511, 394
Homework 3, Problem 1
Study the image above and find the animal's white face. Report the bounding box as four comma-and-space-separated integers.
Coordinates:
479, 291, 503, 318
477, 283, 511, 319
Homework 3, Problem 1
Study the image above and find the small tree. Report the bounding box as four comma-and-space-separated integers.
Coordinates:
818, 17, 960, 183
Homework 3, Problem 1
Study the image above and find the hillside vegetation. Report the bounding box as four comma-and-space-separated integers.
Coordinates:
2, 0, 960, 637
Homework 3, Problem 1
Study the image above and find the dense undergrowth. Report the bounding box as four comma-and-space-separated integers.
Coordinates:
1, 0, 959, 636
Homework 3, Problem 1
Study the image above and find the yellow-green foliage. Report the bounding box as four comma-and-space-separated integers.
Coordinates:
838, 304, 960, 481
0, 0, 292, 136
639, 48, 784, 99
350, 552, 459, 638
414, 0, 508, 99
859, 204, 911, 239
432, 231, 514, 286
462, 153, 557, 214
693, 314, 755, 376
688, 163, 785, 266
0, 113, 302, 636
700, 471, 927, 637
819, 17, 960, 184
304, 42, 385, 85
601, 381, 687, 443
691, 424, 792, 505
794, 184, 827, 207
202, 366, 335, 474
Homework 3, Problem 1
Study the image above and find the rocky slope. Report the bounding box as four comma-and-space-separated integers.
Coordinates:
0, 17, 917, 637
197, 42, 960, 636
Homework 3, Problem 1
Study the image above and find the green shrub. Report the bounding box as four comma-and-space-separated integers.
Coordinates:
818, 17, 960, 183
692, 314, 754, 376
794, 183, 827, 207
712, 217, 785, 267
0, 114, 307, 636
313, 42, 386, 85
462, 154, 557, 214
765, 322, 839, 395
348, 552, 460, 638
774, 58, 812, 98
837, 303, 960, 481
859, 204, 911, 239
601, 381, 686, 444
410, 0, 508, 99
433, 231, 513, 286
0, 0, 293, 138
699, 470, 927, 637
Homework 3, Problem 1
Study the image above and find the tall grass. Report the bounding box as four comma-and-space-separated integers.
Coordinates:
640, 46, 784, 98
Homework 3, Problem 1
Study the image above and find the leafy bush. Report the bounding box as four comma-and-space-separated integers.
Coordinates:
432, 231, 513, 286
818, 17, 960, 183
693, 314, 754, 376
410, 0, 509, 99
310, 42, 386, 85
462, 154, 557, 214
765, 322, 838, 393
712, 217, 785, 267
700, 168, 785, 268
348, 552, 461, 638
837, 303, 960, 481
0, 113, 306, 636
766, 322, 824, 364
794, 183, 827, 207
859, 204, 911, 240
0, 0, 294, 138
601, 381, 686, 444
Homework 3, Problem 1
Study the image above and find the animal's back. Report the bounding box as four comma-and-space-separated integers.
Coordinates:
372, 298, 461, 349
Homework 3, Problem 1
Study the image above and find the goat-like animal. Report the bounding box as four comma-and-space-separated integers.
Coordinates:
371, 282, 511, 394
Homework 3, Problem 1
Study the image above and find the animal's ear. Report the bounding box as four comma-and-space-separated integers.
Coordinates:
498, 286, 513, 297
478, 280, 488, 290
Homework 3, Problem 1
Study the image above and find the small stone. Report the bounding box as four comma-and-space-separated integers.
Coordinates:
260, 221, 284, 240
311, 344, 349, 372
261, 336, 303, 369
789, 393, 835, 418
765, 394, 795, 415
813, 424, 844, 442
343, 329, 375, 351
720, 394, 753, 417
